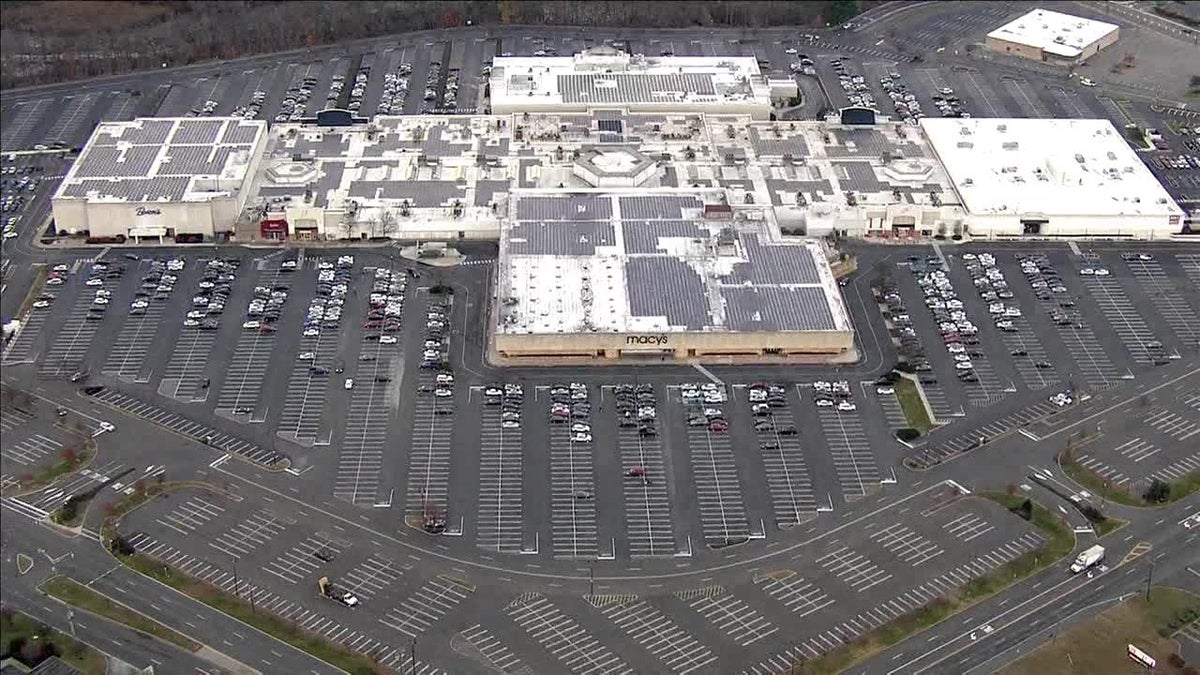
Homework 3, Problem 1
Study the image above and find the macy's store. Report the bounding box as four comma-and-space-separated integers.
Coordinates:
494, 329, 853, 362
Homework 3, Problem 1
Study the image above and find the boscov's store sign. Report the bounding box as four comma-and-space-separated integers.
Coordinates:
135, 207, 163, 217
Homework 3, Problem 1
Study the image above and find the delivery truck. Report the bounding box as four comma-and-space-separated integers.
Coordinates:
1069, 545, 1105, 574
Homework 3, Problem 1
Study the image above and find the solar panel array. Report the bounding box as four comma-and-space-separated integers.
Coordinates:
509, 220, 616, 255
618, 195, 700, 220
558, 73, 717, 104
59, 177, 191, 201
164, 145, 247, 176
621, 219, 706, 254
749, 128, 811, 157
516, 195, 612, 221
722, 234, 820, 284
220, 120, 261, 145
171, 119, 223, 145
72, 146, 159, 178
625, 257, 710, 329
120, 119, 174, 145
721, 286, 836, 331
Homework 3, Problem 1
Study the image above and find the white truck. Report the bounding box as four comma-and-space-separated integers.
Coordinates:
1069, 545, 1105, 574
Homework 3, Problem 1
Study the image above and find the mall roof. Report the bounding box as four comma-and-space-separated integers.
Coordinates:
497, 192, 852, 335
55, 118, 266, 202
489, 47, 770, 110
987, 8, 1118, 58
920, 117, 1182, 218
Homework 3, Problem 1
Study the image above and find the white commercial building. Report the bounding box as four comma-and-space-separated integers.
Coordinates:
52, 117, 268, 242
922, 117, 1185, 239
985, 8, 1119, 64
489, 46, 777, 119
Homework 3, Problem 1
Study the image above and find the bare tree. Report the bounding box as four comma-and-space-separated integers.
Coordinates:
377, 209, 398, 238
337, 211, 355, 240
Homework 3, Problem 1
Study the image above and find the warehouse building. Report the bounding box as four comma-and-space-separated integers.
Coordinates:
985, 8, 1119, 64
921, 117, 1185, 239
494, 191, 854, 362
52, 117, 268, 241
489, 46, 784, 119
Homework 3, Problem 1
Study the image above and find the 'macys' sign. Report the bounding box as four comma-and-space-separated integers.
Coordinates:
626, 335, 669, 346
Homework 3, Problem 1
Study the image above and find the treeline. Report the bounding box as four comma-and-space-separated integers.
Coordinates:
1, 0, 873, 88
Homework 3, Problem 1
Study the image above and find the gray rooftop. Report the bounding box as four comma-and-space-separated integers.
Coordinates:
722, 234, 820, 284
509, 220, 616, 255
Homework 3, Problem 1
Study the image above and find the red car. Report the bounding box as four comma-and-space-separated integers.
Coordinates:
709, 420, 729, 433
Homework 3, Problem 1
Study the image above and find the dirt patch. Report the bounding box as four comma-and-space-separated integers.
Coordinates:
1, 1, 174, 36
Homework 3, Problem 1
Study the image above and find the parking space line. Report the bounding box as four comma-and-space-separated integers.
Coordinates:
505, 594, 633, 674
1124, 258, 1197, 347
678, 384, 750, 548
340, 554, 410, 600
746, 388, 816, 528
815, 406, 881, 502
549, 384, 598, 558
458, 625, 529, 674
263, 533, 349, 585
868, 522, 944, 566
600, 598, 717, 674
379, 576, 474, 639
1, 433, 61, 467
678, 587, 778, 647
1078, 274, 1162, 365
609, 384, 675, 557
756, 571, 835, 617
476, 385, 525, 553
209, 509, 289, 560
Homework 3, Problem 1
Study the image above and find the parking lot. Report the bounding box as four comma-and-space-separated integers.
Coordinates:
1072, 387, 1200, 494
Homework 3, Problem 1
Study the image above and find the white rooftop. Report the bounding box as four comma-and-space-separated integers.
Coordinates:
987, 8, 1118, 58
490, 47, 771, 113
55, 117, 266, 203
921, 117, 1182, 219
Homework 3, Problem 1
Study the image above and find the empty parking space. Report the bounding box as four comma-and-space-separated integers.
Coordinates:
155, 495, 225, 536
0, 406, 34, 433
1079, 274, 1162, 365
406, 368, 454, 525
340, 554, 410, 601
1179, 254, 1200, 290
815, 407, 880, 502
679, 386, 750, 549
599, 598, 717, 674
942, 512, 995, 542
866, 522, 944, 567
264, 533, 350, 585
918, 398, 1062, 465
505, 594, 633, 675
123, 532, 434, 673
216, 268, 291, 418
745, 390, 815, 528
1, 434, 60, 467
103, 265, 180, 381
42, 92, 100, 146
754, 571, 835, 617
547, 384, 599, 559
815, 545, 892, 593
476, 390, 525, 553
209, 509, 290, 559
1, 99, 49, 149
609, 384, 676, 558
276, 261, 341, 444
1017, 254, 1122, 389
84, 386, 285, 467
160, 327, 217, 401
1125, 257, 1198, 347
379, 576, 474, 639
677, 587, 778, 647
335, 264, 406, 508
1145, 408, 1200, 443
458, 625, 529, 674
3, 293, 53, 364
40, 273, 117, 377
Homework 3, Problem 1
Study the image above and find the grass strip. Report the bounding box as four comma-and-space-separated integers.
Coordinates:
1, 606, 108, 674
41, 576, 200, 652
6, 441, 96, 497
999, 586, 1200, 675
789, 493, 1074, 674
115, 551, 385, 674
894, 376, 934, 433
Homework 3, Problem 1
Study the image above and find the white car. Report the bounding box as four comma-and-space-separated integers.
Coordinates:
434, 387, 453, 397
785, 47, 798, 54
53, 264, 69, 272
436, 373, 454, 385
571, 433, 593, 443
946, 343, 966, 354
85, 278, 104, 286
836, 400, 856, 411
298, 352, 315, 360
876, 386, 894, 395
380, 335, 398, 344
955, 360, 974, 370
1093, 268, 1110, 276
571, 423, 591, 434
242, 320, 260, 329
46, 277, 64, 286
953, 353, 972, 362
1079, 77, 1096, 87
130, 300, 148, 309
33, 300, 51, 308
344, 378, 354, 390
92, 297, 109, 305
815, 398, 834, 407
424, 340, 441, 348
303, 328, 319, 337
501, 420, 520, 429
1079, 267, 1094, 276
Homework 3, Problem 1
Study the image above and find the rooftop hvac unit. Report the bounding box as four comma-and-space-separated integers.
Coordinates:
997, 124, 1007, 132
1002, 142, 1019, 150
